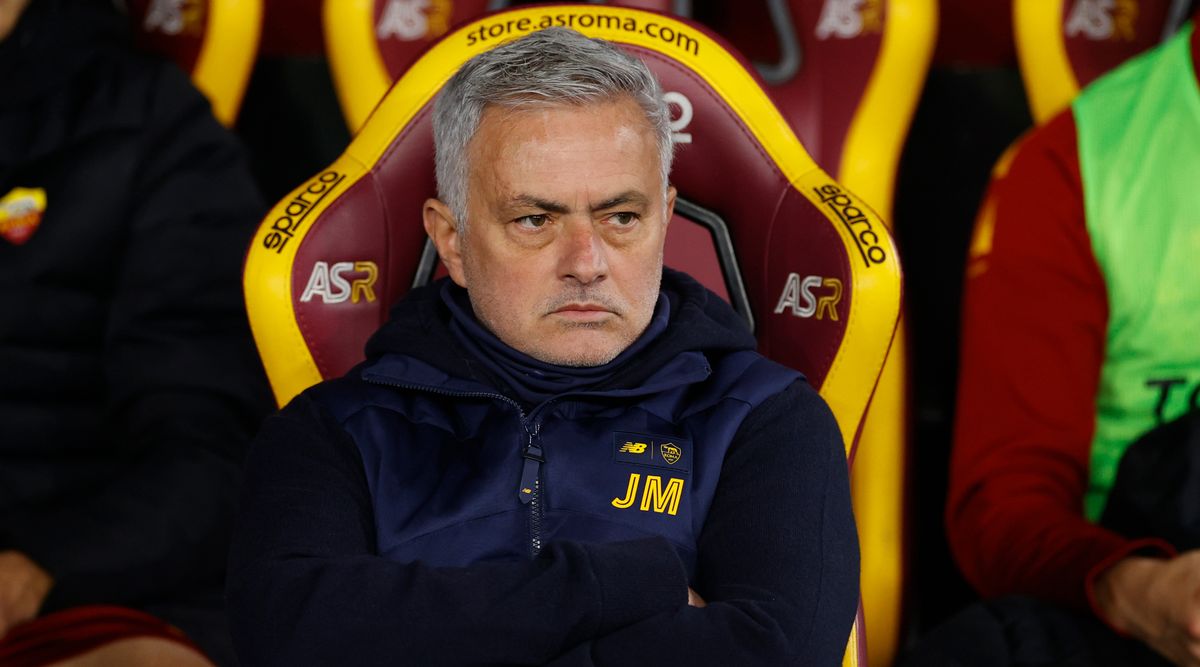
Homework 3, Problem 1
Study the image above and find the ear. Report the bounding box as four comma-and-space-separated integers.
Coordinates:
664, 186, 677, 229
423, 198, 467, 287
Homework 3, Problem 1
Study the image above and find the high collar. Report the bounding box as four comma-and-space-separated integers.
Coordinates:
440, 280, 671, 407
362, 268, 757, 397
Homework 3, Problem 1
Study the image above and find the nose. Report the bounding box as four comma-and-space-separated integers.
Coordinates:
558, 218, 608, 286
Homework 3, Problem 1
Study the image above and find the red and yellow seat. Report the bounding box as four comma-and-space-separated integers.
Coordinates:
247, 6, 902, 664
697, 4, 934, 663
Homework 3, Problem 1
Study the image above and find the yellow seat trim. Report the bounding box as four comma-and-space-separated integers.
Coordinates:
191, 0, 262, 126
325, 0, 394, 133
1015, 0, 1080, 123
837, 1, 936, 664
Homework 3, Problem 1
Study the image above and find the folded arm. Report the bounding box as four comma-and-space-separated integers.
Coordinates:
547, 379, 860, 667
227, 394, 691, 667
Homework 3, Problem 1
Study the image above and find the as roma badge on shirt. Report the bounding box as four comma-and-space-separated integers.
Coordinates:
0, 187, 48, 246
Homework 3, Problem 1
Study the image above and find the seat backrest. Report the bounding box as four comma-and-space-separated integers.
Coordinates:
247, 4, 900, 456
245, 8, 901, 664
325, 0, 495, 132
1016, 0, 1192, 123
125, 0, 263, 126
697, 0, 934, 219
699, 6, 933, 664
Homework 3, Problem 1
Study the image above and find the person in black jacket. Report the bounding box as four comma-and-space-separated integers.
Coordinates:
228, 27, 858, 666
0, 0, 271, 664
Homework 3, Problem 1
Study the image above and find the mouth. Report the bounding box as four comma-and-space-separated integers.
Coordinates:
550, 303, 616, 322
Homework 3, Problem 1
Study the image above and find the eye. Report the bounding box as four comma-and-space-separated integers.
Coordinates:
514, 214, 549, 229
608, 212, 640, 226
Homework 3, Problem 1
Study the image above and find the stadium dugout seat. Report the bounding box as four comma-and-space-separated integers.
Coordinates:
325, 0, 493, 132
250, 6, 902, 665
325, 5, 927, 659
1016, 0, 1193, 123
124, 0, 263, 126
694, 5, 934, 665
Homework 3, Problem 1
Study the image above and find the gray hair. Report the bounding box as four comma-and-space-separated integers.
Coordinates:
432, 27, 674, 231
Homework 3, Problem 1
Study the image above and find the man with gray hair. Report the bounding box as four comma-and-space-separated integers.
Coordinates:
228, 27, 858, 666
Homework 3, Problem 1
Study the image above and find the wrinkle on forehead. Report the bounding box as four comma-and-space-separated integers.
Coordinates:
466, 98, 663, 209
465, 101, 667, 221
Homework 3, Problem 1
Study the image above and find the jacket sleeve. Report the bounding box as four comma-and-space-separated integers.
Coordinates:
946, 110, 1172, 614
2, 62, 271, 609
546, 378, 860, 667
226, 392, 691, 667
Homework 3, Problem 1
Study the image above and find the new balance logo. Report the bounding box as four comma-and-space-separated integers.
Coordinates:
618, 442, 648, 455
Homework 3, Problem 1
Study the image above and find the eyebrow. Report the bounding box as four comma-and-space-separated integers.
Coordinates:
509, 191, 650, 215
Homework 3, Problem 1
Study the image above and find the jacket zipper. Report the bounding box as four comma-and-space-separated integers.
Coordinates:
520, 422, 545, 556
362, 375, 549, 556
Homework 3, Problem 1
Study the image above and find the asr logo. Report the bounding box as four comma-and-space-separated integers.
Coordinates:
300, 261, 379, 304
611, 473, 686, 516
377, 0, 453, 41
1066, 0, 1138, 41
660, 442, 681, 465
815, 0, 883, 40
0, 187, 47, 246
773, 273, 843, 321
142, 0, 205, 37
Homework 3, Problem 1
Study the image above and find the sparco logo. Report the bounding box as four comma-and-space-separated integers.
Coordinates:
814, 184, 887, 267
377, 0, 452, 41
1066, 0, 1138, 41
262, 171, 345, 254
774, 273, 843, 320
815, 0, 883, 40
300, 261, 379, 304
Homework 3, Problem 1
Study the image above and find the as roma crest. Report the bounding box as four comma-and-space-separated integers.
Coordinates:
660, 442, 682, 465
0, 187, 47, 246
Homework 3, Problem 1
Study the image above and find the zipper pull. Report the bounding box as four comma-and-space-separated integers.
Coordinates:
517, 425, 544, 504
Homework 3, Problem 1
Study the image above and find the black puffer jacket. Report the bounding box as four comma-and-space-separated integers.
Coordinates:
0, 0, 270, 661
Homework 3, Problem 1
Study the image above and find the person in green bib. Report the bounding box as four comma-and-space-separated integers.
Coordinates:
906, 9, 1200, 667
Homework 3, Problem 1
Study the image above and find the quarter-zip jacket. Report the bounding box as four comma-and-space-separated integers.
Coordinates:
228, 269, 859, 666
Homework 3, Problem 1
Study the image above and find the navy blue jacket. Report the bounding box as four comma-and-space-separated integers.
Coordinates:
228, 270, 859, 666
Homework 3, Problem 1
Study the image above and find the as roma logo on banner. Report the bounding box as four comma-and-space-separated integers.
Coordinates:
0, 187, 48, 246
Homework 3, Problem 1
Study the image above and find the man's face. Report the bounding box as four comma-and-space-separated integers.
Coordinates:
0, 0, 30, 42
426, 95, 674, 367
